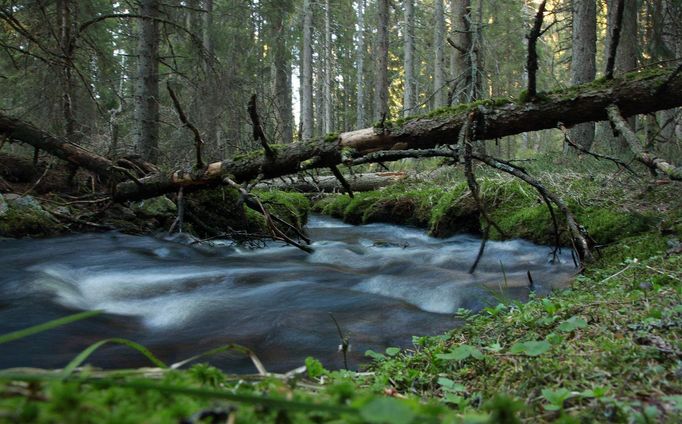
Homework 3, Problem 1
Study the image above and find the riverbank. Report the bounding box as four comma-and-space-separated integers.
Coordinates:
1, 162, 681, 423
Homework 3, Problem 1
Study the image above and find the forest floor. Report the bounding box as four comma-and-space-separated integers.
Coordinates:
0, 155, 681, 423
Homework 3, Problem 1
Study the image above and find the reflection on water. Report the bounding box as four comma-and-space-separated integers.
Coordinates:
0, 214, 576, 372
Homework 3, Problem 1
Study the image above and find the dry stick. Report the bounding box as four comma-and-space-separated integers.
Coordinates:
558, 123, 640, 177
526, 0, 547, 99
168, 187, 184, 234
247, 94, 275, 159
21, 163, 51, 196
606, 105, 682, 181
329, 313, 350, 371
329, 165, 354, 198
167, 82, 204, 169
604, 0, 625, 80
473, 153, 593, 264
462, 112, 505, 274
221, 176, 313, 253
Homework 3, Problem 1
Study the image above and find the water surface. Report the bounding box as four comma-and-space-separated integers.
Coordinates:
0, 215, 575, 372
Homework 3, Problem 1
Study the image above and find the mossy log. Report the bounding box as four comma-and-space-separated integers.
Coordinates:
1, 68, 681, 201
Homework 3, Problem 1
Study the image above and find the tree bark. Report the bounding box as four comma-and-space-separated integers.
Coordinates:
449, 0, 472, 104
271, 0, 293, 144
323, 0, 333, 134
434, 0, 447, 108
403, 0, 415, 116
567, 0, 597, 151
301, 0, 314, 140
374, 0, 390, 121
356, 0, 366, 128
134, 0, 161, 163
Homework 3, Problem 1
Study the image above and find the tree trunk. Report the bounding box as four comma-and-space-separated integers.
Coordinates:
605, 0, 639, 153
134, 0, 161, 163
374, 0, 390, 121
403, 0, 415, 117
323, 0, 333, 134
567, 0, 597, 151
271, 1, 293, 144
257, 172, 406, 193
301, 0, 314, 140
433, 0, 447, 108
450, 0, 472, 104
356, 0, 366, 128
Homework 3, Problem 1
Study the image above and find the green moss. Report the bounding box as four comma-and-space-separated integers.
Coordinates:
0, 200, 58, 238
244, 190, 311, 235
323, 132, 340, 143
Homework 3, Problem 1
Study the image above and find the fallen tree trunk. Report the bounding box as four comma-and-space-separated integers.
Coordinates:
112, 68, 682, 200
0, 114, 118, 180
257, 172, 407, 193
1, 68, 681, 201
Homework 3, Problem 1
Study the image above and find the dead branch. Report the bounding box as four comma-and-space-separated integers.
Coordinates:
329, 165, 354, 198
526, 0, 547, 99
167, 82, 205, 169
606, 105, 682, 181
473, 153, 593, 264
462, 111, 504, 273
558, 123, 639, 176
604, 0, 625, 80
248, 94, 275, 159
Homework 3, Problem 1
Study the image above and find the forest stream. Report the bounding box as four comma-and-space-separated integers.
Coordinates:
0, 215, 577, 373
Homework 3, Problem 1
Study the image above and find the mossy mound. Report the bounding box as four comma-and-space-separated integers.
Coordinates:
245, 189, 311, 235
0, 194, 60, 238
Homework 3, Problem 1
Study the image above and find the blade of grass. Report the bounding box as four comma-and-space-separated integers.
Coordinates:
0, 372, 357, 415
62, 338, 167, 377
170, 344, 267, 376
0, 310, 102, 345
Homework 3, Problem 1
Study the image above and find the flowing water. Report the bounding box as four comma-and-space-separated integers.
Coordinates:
0, 215, 576, 373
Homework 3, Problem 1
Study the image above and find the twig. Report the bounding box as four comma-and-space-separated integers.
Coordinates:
167, 82, 205, 169
558, 123, 640, 177
604, 0, 625, 79
247, 94, 275, 159
168, 188, 184, 234
21, 163, 51, 196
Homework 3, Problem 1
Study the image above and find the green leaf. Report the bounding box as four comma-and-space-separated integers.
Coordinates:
545, 332, 564, 346
0, 310, 102, 345
510, 340, 551, 356
365, 350, 386, 361
541, 388, 572, 408
305, 357, 326, 379
437, 345, 484, 361
385, 347, 401, 357
359, 397, 415, 424
438, 377, 466, 393
557, 316, 587, 332
62, 338, 167, 377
